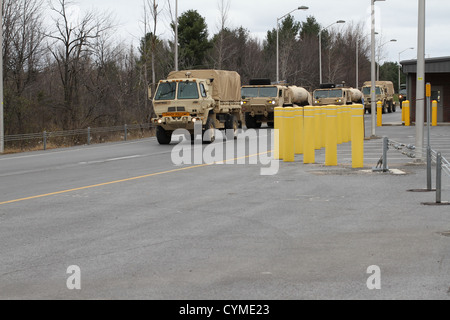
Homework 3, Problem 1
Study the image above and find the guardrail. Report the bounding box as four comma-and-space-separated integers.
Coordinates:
4, 123, 155, 151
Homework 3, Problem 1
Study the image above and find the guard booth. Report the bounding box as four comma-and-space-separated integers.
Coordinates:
401, 56, 450, 123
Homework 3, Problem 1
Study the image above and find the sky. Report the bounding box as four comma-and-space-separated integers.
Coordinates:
68, 0, 450, 64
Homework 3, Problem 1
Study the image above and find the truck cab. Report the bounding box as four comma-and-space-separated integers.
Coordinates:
313, 84, 352, 106
241, 82, 290, 128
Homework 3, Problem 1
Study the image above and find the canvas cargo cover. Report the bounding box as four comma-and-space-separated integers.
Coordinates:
363, 81, 395, 95
167, 70, 241, 101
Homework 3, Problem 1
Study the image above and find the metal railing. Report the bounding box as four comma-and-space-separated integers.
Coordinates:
375, 137, 449, 204
4, 123, 155, 150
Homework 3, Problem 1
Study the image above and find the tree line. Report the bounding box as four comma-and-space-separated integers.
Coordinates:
2, 0, 399, 136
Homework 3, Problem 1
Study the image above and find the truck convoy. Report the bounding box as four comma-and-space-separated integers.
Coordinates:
362, 81, 396, 114
152, 70, 242, 145
313, 84, 363, 106
241, 79, 312, 128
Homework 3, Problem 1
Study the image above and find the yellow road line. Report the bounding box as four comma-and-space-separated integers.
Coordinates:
0, 151, 272, 206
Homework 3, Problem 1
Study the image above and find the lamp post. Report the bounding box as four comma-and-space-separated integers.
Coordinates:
319, 20, 345, 84
277, 6, 308, 83
377, 39, 397, 81
416, 0, 426, 161
370, 0, 385, 138
356, 32, 378, 89
0, 0, 4, 153
174, 0, 178, 71
398, 47, 414, 92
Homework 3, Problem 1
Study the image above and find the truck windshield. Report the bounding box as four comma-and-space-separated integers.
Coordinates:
314, 89, 343, 99
155, 82, 176, 101
241, 86, 277, 99
362, 87, 382, 95
178, 81, 199, 100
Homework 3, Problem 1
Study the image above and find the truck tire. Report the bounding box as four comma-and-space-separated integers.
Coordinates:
156, 126, 172, 145
203, 117, 216, 144
245, 113, 256, 129
226, 115, 239, 139
392, 101, 397, 113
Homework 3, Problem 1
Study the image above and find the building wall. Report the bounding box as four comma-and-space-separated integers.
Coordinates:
408, 73, 450, 122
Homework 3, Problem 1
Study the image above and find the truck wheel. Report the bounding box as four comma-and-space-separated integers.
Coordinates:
156, 126, 172, 145
245, 113, 256, 129
267, 122, 274, 128
203, 117, 216, 144
226, 115, 239, 140
392, 102, 397, 113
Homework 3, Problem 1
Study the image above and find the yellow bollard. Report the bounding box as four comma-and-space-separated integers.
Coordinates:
351, 104, 365, 168
402, 101, 406, 123
325, 105, 338, 166
320, 106, 327, 148
303, 106, 315, 164
314, 107, 321, 150
432, 100, 438, 127
283, 107, 295, 162
404, 101, 411, 127
294, 107, 304, 155
336, 106, 342, 145
343, 105, 351, 143
377, 101, 383, 127
274, 107, 284, 160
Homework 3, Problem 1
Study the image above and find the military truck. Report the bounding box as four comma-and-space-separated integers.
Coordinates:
152, 70, 242, 144
313, 84, 363, 106
241, 79, 312, 128
362, 81, 396, 114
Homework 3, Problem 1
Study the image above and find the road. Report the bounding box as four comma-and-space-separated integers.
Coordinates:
1, 110, 450, 300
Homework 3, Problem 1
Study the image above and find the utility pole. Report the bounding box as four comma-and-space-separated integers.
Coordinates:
0, 0, 4, 154
175, 0, 178, 71
416, 0, 426, 161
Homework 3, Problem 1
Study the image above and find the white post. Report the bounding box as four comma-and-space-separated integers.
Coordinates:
175, 0, 178, 71
0, 0, 4, 153
416, 0, 426, 160
371, 0, 377, 137
356, 39, 359, 88
276, 18, 279, 83
319, 30, 322, 85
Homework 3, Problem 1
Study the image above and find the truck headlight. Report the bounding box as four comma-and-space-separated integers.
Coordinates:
157, 119, 163, 124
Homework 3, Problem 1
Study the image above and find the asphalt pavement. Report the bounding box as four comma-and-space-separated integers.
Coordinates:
0, 110, 449, 300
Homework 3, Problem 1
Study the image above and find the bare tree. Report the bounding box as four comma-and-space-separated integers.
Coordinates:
2, 0, 46, 133
46, 0, 114, 129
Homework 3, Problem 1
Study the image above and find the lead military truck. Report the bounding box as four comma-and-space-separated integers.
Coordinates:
152, 70, 242, 144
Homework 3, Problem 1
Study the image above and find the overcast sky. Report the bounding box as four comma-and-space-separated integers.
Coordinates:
71, 0, 449, 63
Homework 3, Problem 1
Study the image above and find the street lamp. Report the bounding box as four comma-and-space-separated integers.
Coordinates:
370, 0, 386, 138
356, 32, 378, 88
319, 20, 346, 84
0, 0, 4, 153
276, 6, 308, 83
398, 47, 414, 95
175, 0, 178, 71
377, 39, 397, 81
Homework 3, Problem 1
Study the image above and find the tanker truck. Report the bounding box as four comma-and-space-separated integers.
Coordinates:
241, 79, 312, 128
313, 84, 363, 106
151, 70, 242, 144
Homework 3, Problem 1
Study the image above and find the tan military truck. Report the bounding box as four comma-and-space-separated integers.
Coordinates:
241, 79, 312, 128
362, 81, 396, 114
313, 84, 363, 106
152, 70, 242, 144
